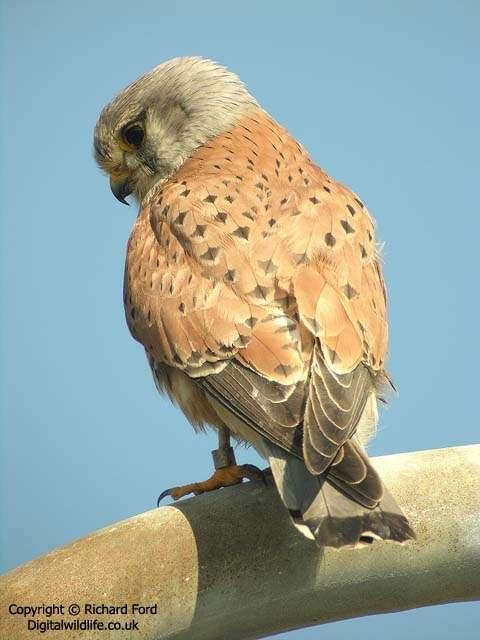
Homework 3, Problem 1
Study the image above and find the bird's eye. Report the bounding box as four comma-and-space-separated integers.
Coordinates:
122, 124, 144, 149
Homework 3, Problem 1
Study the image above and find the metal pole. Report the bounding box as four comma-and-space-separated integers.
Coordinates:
1, 445, 479, 639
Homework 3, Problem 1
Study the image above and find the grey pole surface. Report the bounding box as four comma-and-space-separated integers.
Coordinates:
1, 445, 479, 639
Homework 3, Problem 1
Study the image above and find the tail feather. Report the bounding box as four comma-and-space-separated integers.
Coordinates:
267, 443, 415, 548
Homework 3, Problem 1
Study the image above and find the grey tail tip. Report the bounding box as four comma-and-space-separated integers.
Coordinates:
309, 512, 416, 549
267, 441, 415, 550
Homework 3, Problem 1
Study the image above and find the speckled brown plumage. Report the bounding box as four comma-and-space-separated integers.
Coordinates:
124, 110, 388, 484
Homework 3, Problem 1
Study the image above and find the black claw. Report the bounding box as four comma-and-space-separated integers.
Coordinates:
157, 489, 173, 507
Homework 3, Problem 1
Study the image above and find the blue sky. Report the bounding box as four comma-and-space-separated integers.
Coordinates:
1, 1, 479, 638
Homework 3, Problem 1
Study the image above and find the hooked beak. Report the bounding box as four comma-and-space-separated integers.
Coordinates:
110, 174, 133, 205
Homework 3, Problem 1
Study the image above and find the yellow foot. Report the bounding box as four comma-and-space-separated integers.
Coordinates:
157, 464, 266, 506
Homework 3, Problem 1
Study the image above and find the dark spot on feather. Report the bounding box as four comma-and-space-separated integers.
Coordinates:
346, 204, 356, 217
204, 194, 217, 204
233, 226, 250, 240
235, 334, 250, 347
274, 364, 295, 377
173, 210, 187, 225
249, 284, 270, 299
200, 247, 220, 262
257, 258, 278, 274
310, 196, 320, 204
340, 219, 355, 234
215, 211, 228, 223
192, 224, 206, 237
325, 232, 336, 247
224, 269, 236, 283
342, 283, 358, 299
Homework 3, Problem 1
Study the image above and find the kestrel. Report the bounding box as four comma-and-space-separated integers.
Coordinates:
94, 57, 414, 547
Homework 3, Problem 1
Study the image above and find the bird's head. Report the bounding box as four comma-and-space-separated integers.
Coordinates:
94, 56, 257, 205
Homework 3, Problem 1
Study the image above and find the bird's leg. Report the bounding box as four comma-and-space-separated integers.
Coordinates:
212, 425, 237, 469
157, 427, 266, 505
